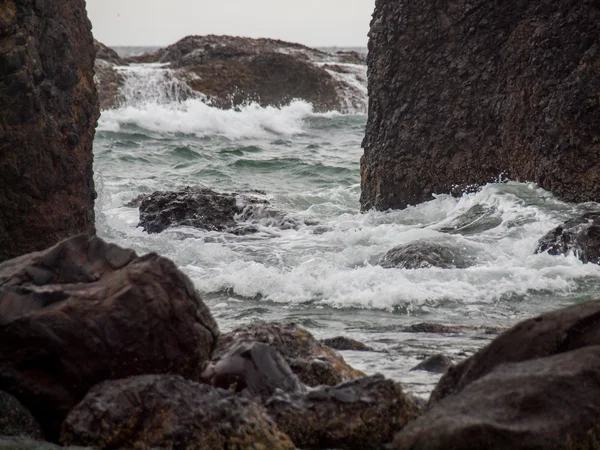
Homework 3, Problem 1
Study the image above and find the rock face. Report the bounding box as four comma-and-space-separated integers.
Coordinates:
0, 390, 42, 439
0, 235, 219, 439
0, 0, 99, 261
361, 0, 600, 211
536, 212, 600, 263
61, 375, 295, 450
266, 375, 420, 449
93, 40, 126, 111
395, 346, 600, 450
379, 239, 474, 269
216, 322, 365, 387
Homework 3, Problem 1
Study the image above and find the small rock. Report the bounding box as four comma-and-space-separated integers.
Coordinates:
402, 323, 463, 334
321, 336, 374, 351
379, 239, 474, 269
535, 212, 600, 263
410, 354, 454, 373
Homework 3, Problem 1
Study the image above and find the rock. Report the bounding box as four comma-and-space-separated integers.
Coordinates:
93, 40, 127, 110
536, 212, 600, 263
93, 40, 124, 65
0, 235, 219, 439
361, 0, 600, 211
60, 375, 295, 450
410, 355, 453, 374
379, 239, 474, 269
430, 299, 600, 404
0, 437, 89, 450
0, 0, 99, 261
266, 374, 420, 449
217, 322, 365, 387
0, 390, 42, 439
320, 336, 374, 352
395, 346, 600, 450
201, 341, 306, 399
402, 323, 464, 334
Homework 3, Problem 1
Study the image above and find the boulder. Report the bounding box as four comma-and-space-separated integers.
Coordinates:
536, 212, 600, 263
266, 374, 420, 449
216, 322, 365, 387
0, 0, 99, 261
0, 390, 42, 439
430, 299, 600, 404
395, 346, 600, 450
361, 0, 600, 211
410, 354, 453, 374
320, 336, 374, 352
0, 235, 218, 439
378, 239, 474, 269
60, 375, 295, 450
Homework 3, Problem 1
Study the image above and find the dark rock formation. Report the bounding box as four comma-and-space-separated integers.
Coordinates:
410, 354, 453, 374
0, 235, 218, 439
201, 341, 306, 399
379, 239, 474, 269
395, 346, 600, 450
93, 40, 123, 65
216, 322, 365, 387
402, 322, 464, 334
320, 336, 374, 352
61, 375, 295, 450
0, 437, 89, 450
266, 374, 420, 449
536, 212, 600, 263
0, 390, 42, 438
93, 41, 127, 111
361, 0, 600, 211
0, 0, 99, 261
430, 299, 600, 404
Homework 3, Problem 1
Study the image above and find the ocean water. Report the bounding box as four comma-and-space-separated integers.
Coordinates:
94, 60, 600, 398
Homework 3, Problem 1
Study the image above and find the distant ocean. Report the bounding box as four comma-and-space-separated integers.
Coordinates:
94, 46, 600, 398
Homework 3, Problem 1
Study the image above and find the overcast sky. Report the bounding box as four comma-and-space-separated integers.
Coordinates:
87, 0, 375, 48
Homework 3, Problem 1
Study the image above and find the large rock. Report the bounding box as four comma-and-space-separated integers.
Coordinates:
536, 212, 600, 263
93, 40, 127, 111
0, 390, 42, 438
361, 0, 600, 211
266, 374, 420, 449
0, 0, 99, 261
395, 346, 600, 450
61, 375, 295, 450
0, 235, 218, 439
378, 239, 474, 269
216, 322, 365, 387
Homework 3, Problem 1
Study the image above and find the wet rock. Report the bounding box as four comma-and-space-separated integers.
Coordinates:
266, 374, 420, 449
321, 336, 374, 352
402, 323, 464, 334
410, 355, 453, 374
361, 0, 600, 211
395, 346, 600, 450
0, 437, 89, 450
0, 235, 219, 439
536, 213, 600, 264
201, 341, 306, 399
430, 299, 600, 404
379, 240, 474, 269
0, 0, 99, 261
438, 205, 503, 235
61, 375, 295, 450
93, 41, 127, 110
94, 40, 124, 65
0, 390, 42, 438
217, 322, 365, 387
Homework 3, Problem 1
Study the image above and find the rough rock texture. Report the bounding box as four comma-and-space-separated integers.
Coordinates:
536, 212, 600, 263
430, 299, 600, 404
201, 341, 306, 400
61, 375, 295, 450
93, 40, 123, 65
361, 0, 600, 211
0, 438, 89, 450
93, 40, 126, 111
0, 235, 219, 439
0, 390, 42, 438
217, 322, 365, 387
320, 336, 374, 352
395, 346, 600, 450
410, 354, 453, 374
0, 0, 99, 261
266, 374, 420, 449
379, 239, 474, 269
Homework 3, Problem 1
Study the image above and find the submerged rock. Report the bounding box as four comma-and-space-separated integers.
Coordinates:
266, 374, 420, 449
320, 336, 374, 352
361, 0, 600, 211
379, 239, 474, 269
61, 375, 295, 450
0, 235, 218, 439
410, 355, 453, 374
0, 0, 99, 261
536, 212, 600, 263
0, 390, 42, 439
216, 322, 365, 387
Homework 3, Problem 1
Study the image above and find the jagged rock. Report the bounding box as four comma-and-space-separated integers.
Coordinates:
0, 390, 42, 439
320, 336, 374, 352
201, 341, 306, 399
379, 240, 474, 269
361, 0, 600, 211
216, 322, 365, 387
0, 235, 219, 439
430, 299, 600, 404
93, 40, 127, 110
60, 375, 295, 450
93, 40, 124, 65
0, 0, 99, 261
410, 355, 453, 374
266, 375, 420, 449
536, 213, 600, 263
395, 346, 600, 450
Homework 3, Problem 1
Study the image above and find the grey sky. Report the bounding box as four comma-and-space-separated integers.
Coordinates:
87, 0, 375, 48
